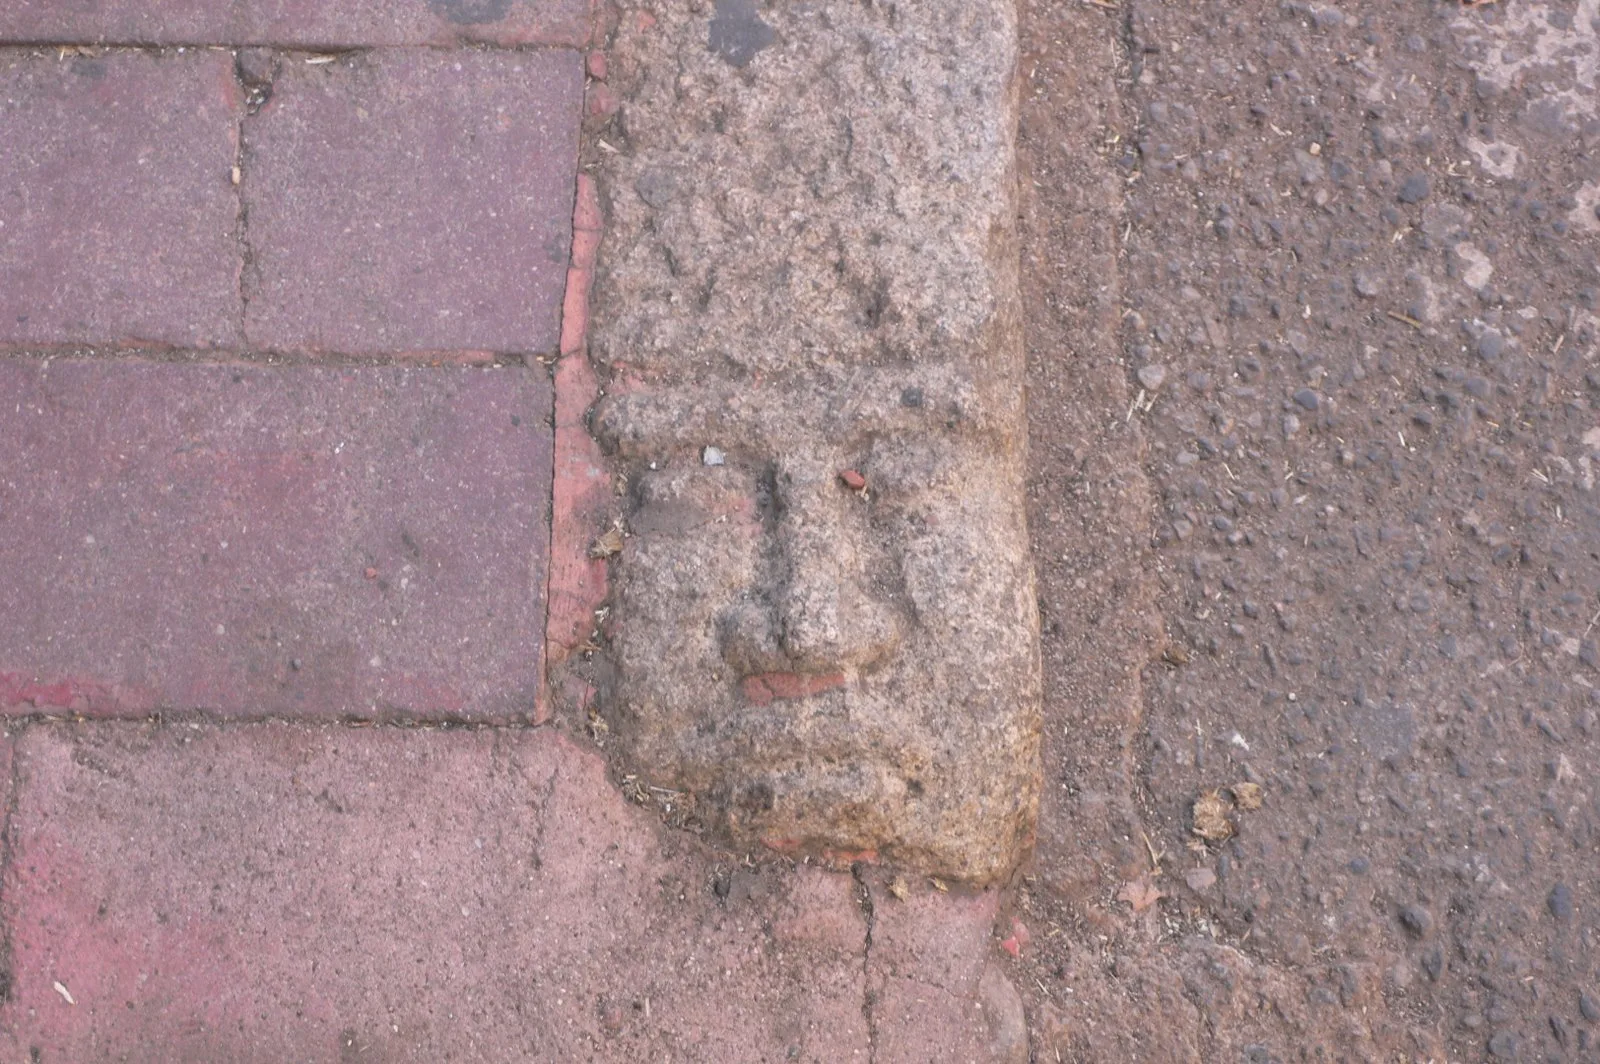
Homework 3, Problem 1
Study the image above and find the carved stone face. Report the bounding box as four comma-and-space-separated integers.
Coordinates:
582, 0, 1035, 883
595, 367, 1040, 883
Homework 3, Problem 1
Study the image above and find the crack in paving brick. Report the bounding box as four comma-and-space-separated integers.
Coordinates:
853, 865, 880, 1063
0, 729, 20, 1006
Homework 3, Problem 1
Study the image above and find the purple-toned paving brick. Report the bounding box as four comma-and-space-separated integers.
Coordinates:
243, 50, 582, 358
0, 359, 550, 721
0, 0, 592, 48
0, 724, 868, 1061
0, 51, 242, 349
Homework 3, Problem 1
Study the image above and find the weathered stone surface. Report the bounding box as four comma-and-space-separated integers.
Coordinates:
0, 0, 593, 48
0, 51, 242, 349
243, 50, 582, 357
583, 0, 1038, 883
0, 360, 549, 721
0, 723, 868, 1060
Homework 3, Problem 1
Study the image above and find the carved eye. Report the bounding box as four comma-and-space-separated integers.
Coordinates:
630, 462, 761, 538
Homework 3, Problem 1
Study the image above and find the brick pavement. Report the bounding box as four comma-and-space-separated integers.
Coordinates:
242, 50, 582, 357
0, 51, 242, 349
0, 4, 1023, 1059
0, 0, 593, 49
0, 360, 550, 721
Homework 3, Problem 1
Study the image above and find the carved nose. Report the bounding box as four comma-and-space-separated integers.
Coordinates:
773, 466, 900, 672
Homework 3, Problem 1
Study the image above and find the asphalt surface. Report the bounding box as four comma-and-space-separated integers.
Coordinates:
1018, 0, 1600, 1058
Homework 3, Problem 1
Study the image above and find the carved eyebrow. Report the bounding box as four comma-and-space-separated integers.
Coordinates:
592, 364, 999, 458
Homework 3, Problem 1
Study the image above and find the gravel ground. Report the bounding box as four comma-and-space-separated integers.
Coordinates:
1016, 0, 1600, 1058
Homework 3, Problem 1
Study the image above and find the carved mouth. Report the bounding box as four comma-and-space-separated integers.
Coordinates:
738, 670, 847, 706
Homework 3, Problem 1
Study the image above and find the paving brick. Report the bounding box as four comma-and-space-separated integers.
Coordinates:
0, 360, 550, 721
0, 0, 592, 48
0, 51, 242, 349
869, 887, 1029, 1063
0, 723, 868, 1061
243, 51, 581, 357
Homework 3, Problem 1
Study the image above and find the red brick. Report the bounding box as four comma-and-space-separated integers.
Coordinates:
573, 173, 603, 232
543, 166, 608, 682
0, 52, 242, 349
0, 724, 868, 1060
560, 266, 594, 356
0, 0, 593, 48
545, 353, 611, 671
571, 228, 602, 271
243, 51, 582, 357
0, 360, 550, 721
587, 82, 620, 117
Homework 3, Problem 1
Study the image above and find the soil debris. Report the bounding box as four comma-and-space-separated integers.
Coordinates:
1230, 781, 1263, 811
1191, 790, 1234, 842
588, 526, 624, 559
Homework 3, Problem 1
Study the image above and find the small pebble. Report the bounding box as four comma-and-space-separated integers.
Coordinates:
1549, 883, 1575, 922
1487, 1031, 1519, 1060
1293, 388, 1320, 411
1398, 173, 1431, 204
1138, 364, 1168, 390
1477, 330, 1505, 359
1579, 992, 1600, 1022
838, 469, 867, 490
702, 445, 726, 466
1399, 903, 1433, 937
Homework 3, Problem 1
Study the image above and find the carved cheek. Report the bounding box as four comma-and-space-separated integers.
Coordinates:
615, 476, 765, 680
898, 521, 983, 636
